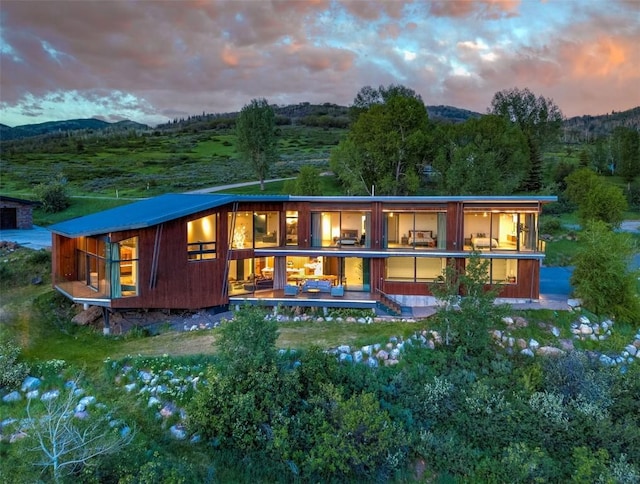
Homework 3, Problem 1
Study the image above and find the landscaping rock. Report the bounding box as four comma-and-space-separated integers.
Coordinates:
170, 424, 187, 440
41, 390, 60, 401
536, 346, 565, 357
567, 298, 582, 308
376, 350, 389, 360
72, 305, 102, 326
2, 391, 21, 403
21, 376, 41, 392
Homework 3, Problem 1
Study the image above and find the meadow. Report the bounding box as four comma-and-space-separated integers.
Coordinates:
0, 125, 345, 200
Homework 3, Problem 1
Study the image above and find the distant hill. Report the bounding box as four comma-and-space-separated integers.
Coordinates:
0, 118, 150, 141
427, 105, 482, 123
6, 104, 636, 143
563, 106, 640, 142
155, 102, 482, 133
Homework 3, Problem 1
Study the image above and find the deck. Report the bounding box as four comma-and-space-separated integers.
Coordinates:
229, 288, 380, 310
55, 281, 111, 307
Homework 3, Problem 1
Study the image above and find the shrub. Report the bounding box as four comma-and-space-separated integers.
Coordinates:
539, 217, 562, 234
0, 332, 30, 389
35, 174, 70, 213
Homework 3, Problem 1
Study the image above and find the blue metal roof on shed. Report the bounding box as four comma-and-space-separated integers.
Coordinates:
48, 193, 289, 238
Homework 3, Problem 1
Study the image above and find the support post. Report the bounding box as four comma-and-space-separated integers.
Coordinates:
102, 307, 111, 335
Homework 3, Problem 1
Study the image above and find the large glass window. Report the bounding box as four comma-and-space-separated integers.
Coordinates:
311, 211, 370, 247
466, 258, 518, 284
228, 211, 279, 248
386, 257, 446, 282
228, 256, 275, 294
286, 211, 298, 246
76, 236, 107, 293
188, 214, 217, 260
109, 237, 138, 297
490, 259, 518, 284
463, 211, 537, 251
384, 211, 446, 249
229, 211, 253, 249
254, 211, 279, 247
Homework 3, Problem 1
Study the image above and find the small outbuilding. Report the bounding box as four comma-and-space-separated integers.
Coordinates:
0, 195, 38, 229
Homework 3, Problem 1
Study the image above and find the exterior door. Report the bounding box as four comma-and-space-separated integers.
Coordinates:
0, 208, 17, 229
344, 257, 370, 291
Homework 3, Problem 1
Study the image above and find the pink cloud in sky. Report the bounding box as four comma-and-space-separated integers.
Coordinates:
0, 0, 638, 127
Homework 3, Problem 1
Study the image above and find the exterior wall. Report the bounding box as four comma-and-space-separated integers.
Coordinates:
51, 196, 549, 310
0, 199, 34, 229
112, 201, 287, 310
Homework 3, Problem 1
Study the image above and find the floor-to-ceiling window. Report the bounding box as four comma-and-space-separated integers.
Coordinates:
384, 211, 446, 249
463, 210, 538, 251
310, 211, 370, 247
286, 211, 298, 246
76, 236, 107, 293
109, 236, 138, 297
228, 211, 279, 249
228, 256, 275, 294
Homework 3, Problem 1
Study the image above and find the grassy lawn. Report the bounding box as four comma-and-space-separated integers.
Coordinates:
4, 288, 428, 371
544, 237, 579, 266
0, 247, 428, 369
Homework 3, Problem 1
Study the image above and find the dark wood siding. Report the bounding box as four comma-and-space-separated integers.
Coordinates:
113, 218, 225, 310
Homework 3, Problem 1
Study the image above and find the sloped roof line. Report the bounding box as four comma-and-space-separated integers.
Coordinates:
48, 193, 556, 238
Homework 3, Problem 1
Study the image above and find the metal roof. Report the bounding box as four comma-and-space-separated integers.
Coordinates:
48, 192, 556, 238
289, 195, 558, 204
48, 193, 288, 237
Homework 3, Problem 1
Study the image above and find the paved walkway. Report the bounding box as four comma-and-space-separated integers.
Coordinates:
185, 177, 295, 194
0, 226, 52, 251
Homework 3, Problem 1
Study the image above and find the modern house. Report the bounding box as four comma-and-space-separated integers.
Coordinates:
48, 193, 556, 325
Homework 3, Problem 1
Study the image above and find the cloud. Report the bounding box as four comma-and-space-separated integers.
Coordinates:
428, 0, 521, 20
0, 0, 638, 126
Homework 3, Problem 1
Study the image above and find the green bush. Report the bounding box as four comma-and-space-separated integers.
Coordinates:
0, 332, 30, 389
540, 217, 562, 234
35, 174, 70, 213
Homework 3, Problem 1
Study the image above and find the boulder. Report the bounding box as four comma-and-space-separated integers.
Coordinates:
170, 424, 187, 440
21, 376, 41, 392
567, 298, 582, 308
339, 353, 353, 364
536, 346, 566, 357
72, 305, 102, 326
579, 324, 593, 335
41, 390, 60, 401
376, 350, 389, 360
2, 391, 21, 403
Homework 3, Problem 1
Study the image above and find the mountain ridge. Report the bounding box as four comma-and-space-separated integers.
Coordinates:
2, 104, 638, 142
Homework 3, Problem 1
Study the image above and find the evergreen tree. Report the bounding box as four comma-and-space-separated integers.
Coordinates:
490, 87, 564, 192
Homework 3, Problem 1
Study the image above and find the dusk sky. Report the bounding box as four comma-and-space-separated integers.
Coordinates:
1, 0, 639, 128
